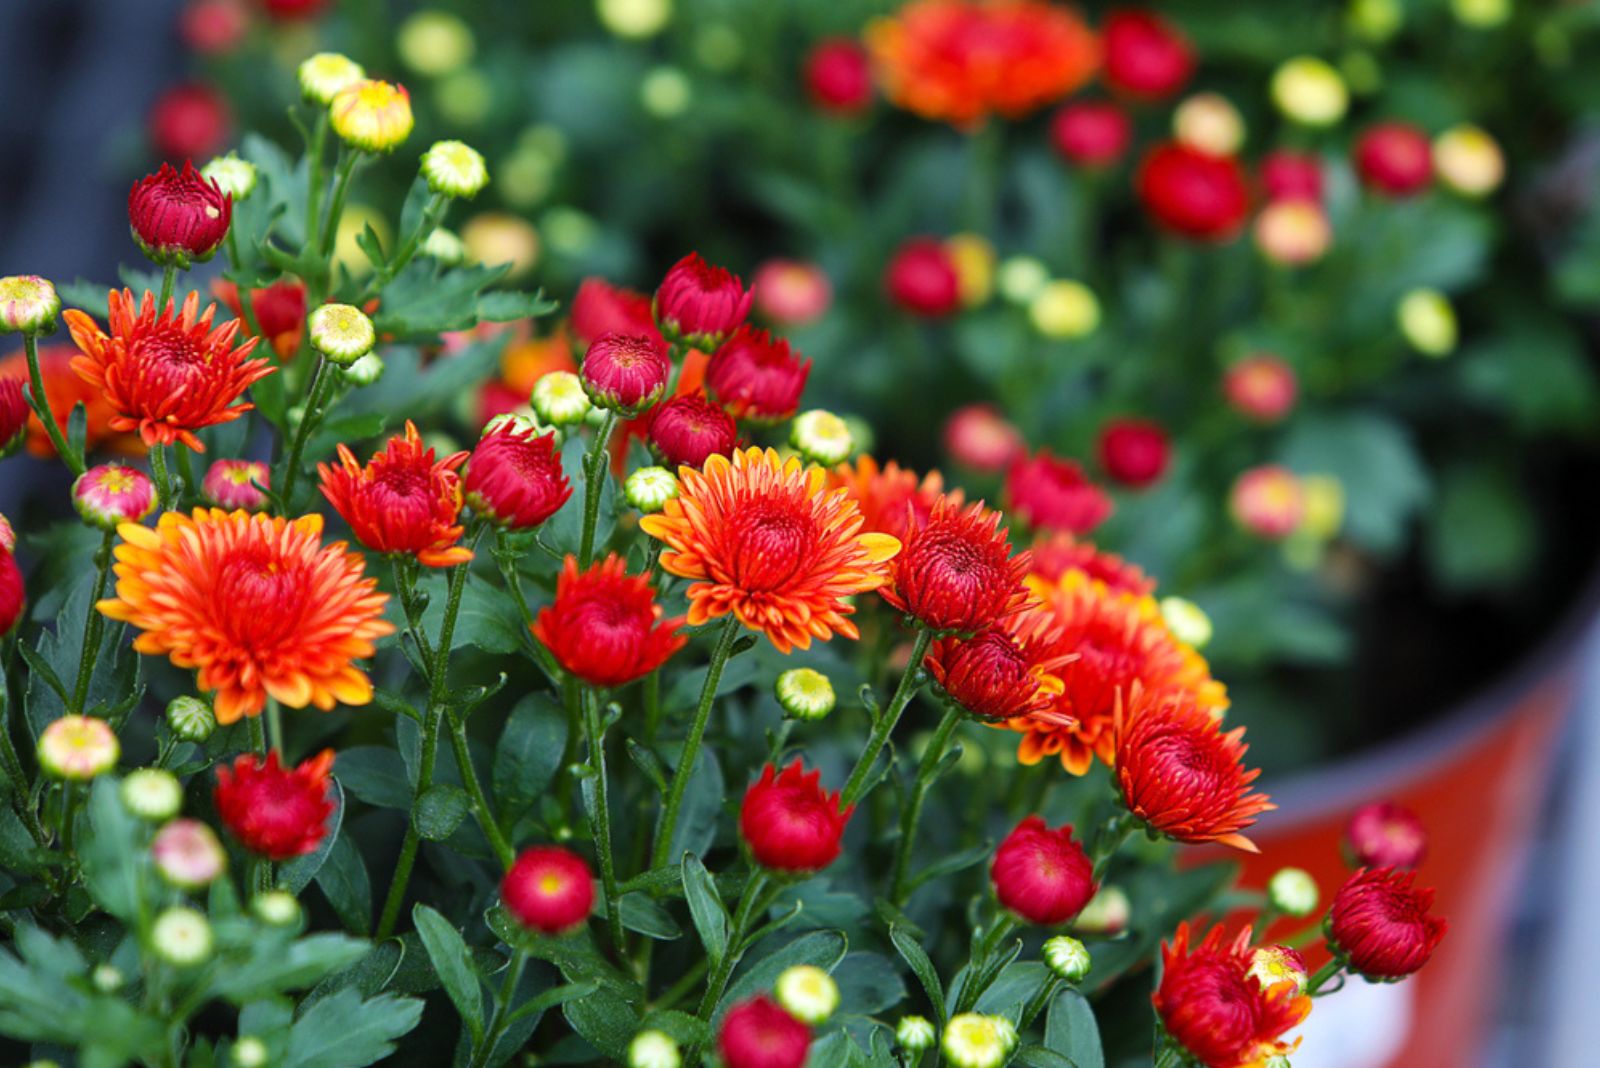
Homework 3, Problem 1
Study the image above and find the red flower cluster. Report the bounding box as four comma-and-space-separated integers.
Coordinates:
990, 816, 1097, 926
1328, 867, 1447, 979
318, 421, 473, 567
1027, 532, 1155, 598
1005, 450, 1113, 535
128, 161, 232, 266
927, 605, 1070, 722
531, 554, 687, 688
0, 345, 138, 459
706, 326, 811, 423
1137, 142, 1250, 241
719, 995, 811, 1068
880, 499, 1030, 635
502, 846, 595, 935
214, 749, 336, 860
653, 252, 752, 349
571, 278, 660, 348
464, 419, 572, 529
830, 455, 959, 542
740, 760, 853, 873
1154, 923, 1310, 1068
1102, 9, 1194, 101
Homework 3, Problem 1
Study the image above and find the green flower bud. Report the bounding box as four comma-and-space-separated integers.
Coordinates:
775, 668, 836, 722
309, 304, 376, 366
598, 0, 672, 40
628, 1030, 680, 1068
624, 466, 679, 513
397, 11, 475, 77
1074, 885, 1130, 935
151, 907, 213, 966
1028, 279, 1099, 339
1159, 596, 1213, 650
1270, 57, 1349, 127
640, 67, 692, 118
532, 371, 592, 426
790, 410, 853, 466
298, 53, 366, 106
37, 715, 119, 781
201, 154, 257, 201
421, 140, 489, 199
997, 256, 1049, 304
941, 1013, 1017, 1068
775, 964, 839, 1025
1397, 288, 1456, 357
1268, 867, 1320, 918
92, 963, 124, 992
252, 890, 304, 929
343, 353, 386, 387
166, 695, 217, 743
1042, 935, 1092, 983
0, 275, 61, 334
896, 1016, 936, 1053
121, 768, 183, 821
231, 1037, 269, 1068
422, 227, 467, 265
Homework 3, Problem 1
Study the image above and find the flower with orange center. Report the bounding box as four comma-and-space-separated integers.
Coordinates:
927, 604, 1071, 722
1005, 570, 1226, 774
97, 509, 393, 724
1028, 531, 1155, 598
640, 446, 901, 653
866, 0, 1100, 128
1154, 923, 1309, 1068
63, 289, 273, 452
828, 455, 961, 542
318, 420, 473, 567
880, 498, 1031, 635
0, 345, 140, 459
1115, 686, 1272, 852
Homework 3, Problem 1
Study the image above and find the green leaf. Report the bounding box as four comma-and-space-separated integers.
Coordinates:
282, 989, 424, 1068
616, 893, 682, 941
416, 575, 524, 656
975, 962, 1050, 1016
681, 853, 728, 964
1044, 990, 1103, 1068
280, 781, 344, 893
1016, 1048, 1078, 1068
1280, 410, 1431, 554
478, 290, 559, 323
77, 778, 143, 922
211, 934, 371, 1003
719, 930, 847, 1019
832, 952, 907, 1016
413, 905, 485, 1047
1425, 465, 1535, 591
313, 834, 372, 935
890, 926, 946, 1025
492, 694, 566, 822
414, 783, 469, 841
561, 984, 640, 1062
373, 260, 515, 337
333, 747, 412, 810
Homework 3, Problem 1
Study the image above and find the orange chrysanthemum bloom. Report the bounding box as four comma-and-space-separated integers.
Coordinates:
0, 345, 142, 459
1005, 569, 1227, 774
828, 455, 961, 542
927, 603, 1073, 722
98, 509, 393, 724
1028, 531, 1155, 598
866, 0, 1100, 128
318, 420, 473, 567
63, 289, 274, 452
1155, 923, 1308, 1068
640, 446, 902, 653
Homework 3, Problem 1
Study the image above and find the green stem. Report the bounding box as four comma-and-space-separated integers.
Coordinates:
1090, 813, 1136, 883
889, 701, 963, 905
582, 689, 625, 956
447, 706, 515, 869
304, 114, 331, 254
69, 531, 115, 714
578, 411, 619, 566
158, 263, 177, 311
1022, 975, 1062, 1029
149, 445, 173, 511
470, 949, 529, 1068
391, 556, 437, 676
266, 699, 284, 757
840, 628, 933, 807
249, 715, 266, 758
1307, 958, 1344, 995
276, 354, 332, 512
0, 685, 49, 852
23, 332, 83, 476
955, 915, 1017, 1015
360, 193, 448, 302
690, 870, 769, 1043
223, 231, 264, 341
650, 617, 741, 869
319, 149, 361, 261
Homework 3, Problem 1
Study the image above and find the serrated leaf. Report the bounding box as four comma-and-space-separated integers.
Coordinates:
282, 989, 424, 1068
413, 905, 485, 1047
211, 934, 371, 1003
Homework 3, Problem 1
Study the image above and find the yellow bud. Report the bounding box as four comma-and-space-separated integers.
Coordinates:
1028, 279, 1100, 339
1271, 57, 1348, 127
944, 233, 996, 307
1173, 92, 1245, 157
1433, 124, 1505, 198
1397, 288, 1457, 357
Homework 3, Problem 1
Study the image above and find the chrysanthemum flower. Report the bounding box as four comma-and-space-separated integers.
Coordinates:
740, 760, 853, 872
828, 455, 960, 542
943, 404, 1023, 473
329, 79, 414, 153
927, 605, 1070, 722
1344, 800, 1428, 870
1096, 418, 1171, 488
647, 393, 739, 469
318, 420, 473, 567
1230, 465, 1305, 540
641, 447, 901, 652
653, 252, 752, 350
1115, 686, 1271, 851
1136, 142, 1251, 242
752, 259, 833, 326
214, 749, 336, 859
570, 277, 660, 348
37, 715, 119, 780
1247, 944, 1310, 996
804, 39, 873, 115
97, 509, 393, 723
705, 325, 811, 423
127, 161, 232, 267
1006, 571, 1224, 774
880, 498, 1031, 635
420, 139, 489, 199
0, 377, 26, 456
214, 279, 306, 361
464, 419, 571, 529
582, 332, 671, 415
1222, 353, 1297, 423
72, 463, 157, 530
1154, 924, 1309, 1068
884, 237, 961, 317
202, 458, 270, 511
531, 554, 687, 687
866, 0, 1099, 128
502, 846, 595, 934
1355, 121, 1433, 197
718, 995, 810, 1068
298, 52, 365, 105
1102, 9, 1194, 101
1328, 867, 1447, 979
1028, 532, 1155, 598
0, 342, 138, 456
990, 816, 1097, 926
1005, 450, 1113, 535
1050, 101, 1133, 169
63, 290, 273, 452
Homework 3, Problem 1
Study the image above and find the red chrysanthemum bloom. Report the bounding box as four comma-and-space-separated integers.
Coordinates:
570, 277, 660, 348
706, 326, 812, 423
128, 161, 232, 266
149, 83, 232, 161
866, 0, 1100, 128
1008, 570, 1225, 774
0, 377, 26, 456
582, 332, 672, 416
180, 0, 249, 55
1154, 923, 1310, 1068
98, 509, 392, 723
990, 816, 1097, 926
464, 420, 571, 529
653, 252, 752, 350
1222, 353, 1297, 424
641, 447, 901, 653
1005, 450, 1113, 535
1344, 800, 1428, 870
214, 279, 308, 361
804, 39, 874, 114
531, 554, 687, 688
1049, 100, 1133, 168
63, 289, 273, 452
1328, 868, 1447, 979
943, 404, 1023, 473
647, 393, 740, 469
1355, 121, 1434, 197
1096, 418, 1170, 488
0, 520, 22, 639
1261, 150, 1324, 203
740, 760, 854, 872
927, 605, 1071, 722
829, 455, 961, 542
719, 995, 811, 1068
752, 260, 833, 327
1102, 9, 1194, 101
318, 420, 473, 567
0, 346, 139, 459
880, 498, 1031, 635
885, 238, 962, 317
1027, 532, 1155, 598
214, 749, 336, 860
264, 0, 325, 18
502, 846, 595, 935
1137, 142, 1251, 241
202, 458, 270, 512
1115, 686, 1270, 851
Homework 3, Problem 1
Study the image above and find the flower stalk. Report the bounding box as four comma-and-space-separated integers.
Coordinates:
889, 700, 963, 905
841, 626, 933, 807
650, 615, 740, 869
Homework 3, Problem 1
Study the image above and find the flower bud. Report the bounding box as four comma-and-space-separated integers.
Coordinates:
1266, 866, 1320, 918
944, 405, 1022, 473
298, 53, 366, 106
1043, 935, 1092, 983
397, 11, 475, 76
343, 353, 385, 387
1159, 596, 1213, 650
0, 275, 61, 334
73, 464, 157, 531
804, 38, 871, 114
897, 1016, 935, 1052
1223, 353, 1297, 423
1248, 944, 1310, 995
1356, 122, 1434, 197
202, 459, 270, 512
1073, 885, 1130, 935
1433, 124, 1504, 198
789, 410, 853, 466
885, 239, 960, 318
941, 1013, 1017, 1068
1029, 279, 1100, 339
422, 226, 467, 265
654, 252, 752, 349
647, 394, 738, 469
1271, 57, 1349, 127
1049, 101, 1132, 169
309, 304, 376, 366
945, 233, 996, 308
628, 1030, 681, 1068
1254, 199, 1332, 267
1452, 0, 1510, 27
598, 0, 672, 39
1231, 466, 1306, 540
166, 695, 218, 743
330, 80, 414, 154
1173, 92, 1245, 156
1345, 800, 1427, 869
92, 964, 124, 993
129, 161, 233, 268
582, 333, 670, 416
1097, 418, 1170, 489
624, 466, 679, 513
502, 846, 595, 934
151, 906, 214, 966
752, 259, 832, 327
1397, 288, 1456, 357
775, 668, 835, 722
252, 890, 304, 928
421, 140, 489, 199
201, 154, 258, 202
1348, 0, 1403, 41
152, 818, 228, 890
996, 256, 1049, 304
775, 964, 839, 1025
231, 1037, 269, 1068
531, 371, 592, 426
992, 817, 1097, 926
1299, 475, 1345, 541
121, 768, 183, 822
640, 67, 692, 119
38, 716, 119, 781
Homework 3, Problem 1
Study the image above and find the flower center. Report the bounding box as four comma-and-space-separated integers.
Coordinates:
730, 502, 815, 591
